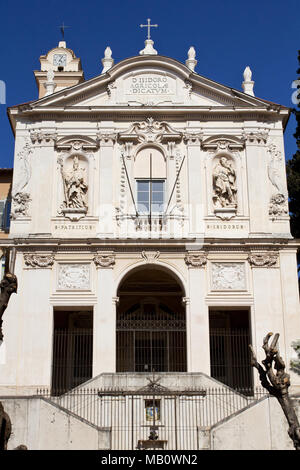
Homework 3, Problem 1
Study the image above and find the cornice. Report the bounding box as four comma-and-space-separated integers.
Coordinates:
1, 237, 299, 252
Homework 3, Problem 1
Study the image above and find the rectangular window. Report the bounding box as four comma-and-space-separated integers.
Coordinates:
137, 180, 165, 214
0, 199, 11, 231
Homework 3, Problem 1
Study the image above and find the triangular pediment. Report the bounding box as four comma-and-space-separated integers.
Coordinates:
21, 55, 276, 111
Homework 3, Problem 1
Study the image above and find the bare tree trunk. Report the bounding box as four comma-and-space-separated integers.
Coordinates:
250, 333, 300, 450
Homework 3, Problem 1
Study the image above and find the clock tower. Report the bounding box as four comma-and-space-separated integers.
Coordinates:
34, 40, 84, 98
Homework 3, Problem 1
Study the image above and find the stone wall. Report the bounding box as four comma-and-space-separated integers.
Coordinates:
2, 396, 110, 450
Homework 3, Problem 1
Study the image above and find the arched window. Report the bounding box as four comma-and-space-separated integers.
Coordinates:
134, 147, 166, 214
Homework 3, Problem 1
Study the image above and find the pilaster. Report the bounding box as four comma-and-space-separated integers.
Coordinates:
184, 133, 203, 236
97, 134, 117, 237
185, 252, 210, 374
93, 256, 116, 375
243, 131, 269, 235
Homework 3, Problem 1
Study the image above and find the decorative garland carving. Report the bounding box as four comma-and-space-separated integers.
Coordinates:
185, 253, 207, 267
248, 253, 278, 267
93, 254, 115, 268
24, 254, 55, 268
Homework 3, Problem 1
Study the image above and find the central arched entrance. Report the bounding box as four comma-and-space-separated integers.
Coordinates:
116, 265, 187, 373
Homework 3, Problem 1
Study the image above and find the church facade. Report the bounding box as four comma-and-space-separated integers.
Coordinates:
0, 34, 300, 449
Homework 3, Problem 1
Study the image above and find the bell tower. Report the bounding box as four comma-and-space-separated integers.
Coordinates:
34, 40, 84, 98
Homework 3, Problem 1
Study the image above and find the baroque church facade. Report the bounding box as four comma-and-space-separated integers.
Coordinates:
0, 32, 300, 449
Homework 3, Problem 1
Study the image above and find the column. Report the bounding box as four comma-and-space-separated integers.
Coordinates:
93, 253, 116, 375
185, 252, 210, 374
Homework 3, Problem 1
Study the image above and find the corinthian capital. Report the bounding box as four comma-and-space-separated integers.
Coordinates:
98, 133, 117, 146
183, 132, 203, 146
242, 130, 269, 145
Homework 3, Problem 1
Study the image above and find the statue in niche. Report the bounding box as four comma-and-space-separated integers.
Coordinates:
212, 156, 237, 208
61, 156, 88, 210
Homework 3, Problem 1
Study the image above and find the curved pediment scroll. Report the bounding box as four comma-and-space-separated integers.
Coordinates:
55, 135, 100, 152
201, 134, 245, 151
118, 117, 183, 144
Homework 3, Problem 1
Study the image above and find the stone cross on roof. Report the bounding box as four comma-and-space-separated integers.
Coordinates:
59, 22, 70, 40
140, 18, 158, 40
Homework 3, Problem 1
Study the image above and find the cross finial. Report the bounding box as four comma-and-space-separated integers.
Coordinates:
140, 18, 158, 40
59, 22, 70, 40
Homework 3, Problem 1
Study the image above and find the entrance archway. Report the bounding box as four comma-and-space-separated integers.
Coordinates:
116, 265, 187, 372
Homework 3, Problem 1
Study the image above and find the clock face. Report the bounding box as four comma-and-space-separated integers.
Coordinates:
53, 54, 67, 67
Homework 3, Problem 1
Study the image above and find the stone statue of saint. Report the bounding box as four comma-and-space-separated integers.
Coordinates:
62, 156, 88, 210
212, 156, 237, 208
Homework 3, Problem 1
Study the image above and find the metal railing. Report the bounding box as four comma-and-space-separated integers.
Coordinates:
210, 328, 253, 392
51, 328, 93, 396
37, 386, 268, 450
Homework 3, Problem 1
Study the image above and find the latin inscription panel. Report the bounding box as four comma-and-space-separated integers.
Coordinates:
123, 73, 176, 102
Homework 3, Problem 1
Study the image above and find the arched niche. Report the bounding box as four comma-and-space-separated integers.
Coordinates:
56, 139, 95, 221
203, 137, 244, 220
116, 264, 187, 373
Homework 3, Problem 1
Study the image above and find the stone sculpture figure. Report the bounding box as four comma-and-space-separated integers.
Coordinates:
212, 156, 237, 207
62, 156, 88, 210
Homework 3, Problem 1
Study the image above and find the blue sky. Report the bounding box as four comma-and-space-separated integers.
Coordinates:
0, 0, 299, 168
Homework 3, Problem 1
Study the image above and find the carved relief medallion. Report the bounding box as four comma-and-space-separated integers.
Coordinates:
211, 262, 246, 290
58, 264, 90, 290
